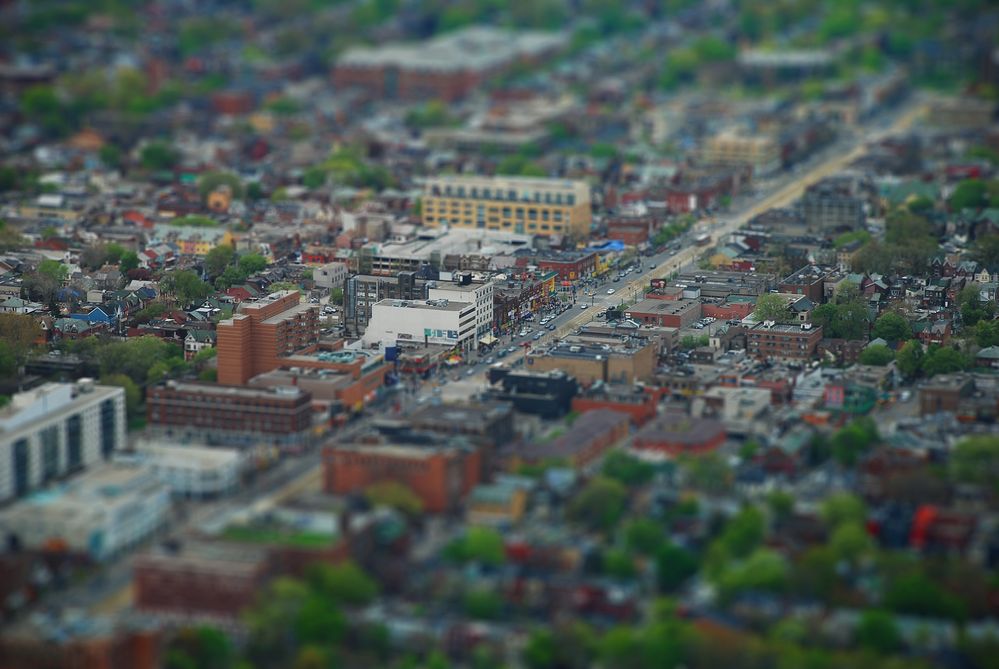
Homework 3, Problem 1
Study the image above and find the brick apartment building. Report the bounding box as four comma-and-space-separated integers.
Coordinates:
216, 290, 319, 385
778, 265, 833, 303
134, 541, 273, 619
333, 27, 565, 102
606, 215, 654, 246
746, 321, 823, 361
146, 382, 314, 447
323, 442, 482, 513
571, 384, 658, 425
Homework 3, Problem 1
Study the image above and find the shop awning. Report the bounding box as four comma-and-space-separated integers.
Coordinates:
479, 334, 498, 345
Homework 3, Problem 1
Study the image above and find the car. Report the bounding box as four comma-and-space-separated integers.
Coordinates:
496, 349, 508, 358
485, 357, 495, 365
607, 288, 616, 295
466, 368, 476, 376
579, 303, 589, 309
547, 324, 556, 331
692, 323, 704, 329
533, 333, 542, 340
507, 346, 517, 354
613, 277, 621, 283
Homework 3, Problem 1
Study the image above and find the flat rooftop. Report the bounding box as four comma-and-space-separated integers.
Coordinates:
339, 26, 566, 73
373, 298, 472, 312
157, 380, 305, 400
628, 298, 700, 315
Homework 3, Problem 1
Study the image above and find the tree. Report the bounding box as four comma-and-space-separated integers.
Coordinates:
0, 314, 42, 372
971, 233, 999, 269
716, 548, 789, 599
463, 588, 504, 620
950, 436, 999, 490
523, 630, 557, 669
162, 270, 210, 306
602, 548, 637, 579
959, 284, 996, 327
329, 288, 344, 305
766, 490, 795, 523
831, 417, 879, 467
246, 181, 264, 201
444, 527, 505, 565
949, 179, 987, 211
716, 506, 765, 560
655, 542, 698, 592
205, 245, 236, 279
119, 251, 139, 273
752, 293, 794, 323
198, 172, 244, 201
856, 610, 901, 654
0, 219, 25, 252
830, 522, 874, 565
303, 563, 376, 611
884, 572, 968, 621
895, 340, 924, 378
0, 340, 15, 379
165, 626, 236, 669
682, 452, 731, 493
859, 344, 895, 366
80, 244, 110, 270
602, 450, 655, 486
364, 481, 423, 516
872, 312, 912, 343
567, 477, 628, 532
624, 518, 665, 555
820, 492, 867, 529
921, 346, 969, 378
37, 258, 68, 283
140, 141, 180, 170
238, 253, 268, 275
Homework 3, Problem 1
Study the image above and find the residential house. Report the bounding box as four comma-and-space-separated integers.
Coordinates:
184, 330, 216, 361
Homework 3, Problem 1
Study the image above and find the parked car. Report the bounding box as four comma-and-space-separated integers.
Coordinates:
607, 288, 616, 295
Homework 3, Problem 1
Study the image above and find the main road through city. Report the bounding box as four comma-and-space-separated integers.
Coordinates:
80, 97, 925, 618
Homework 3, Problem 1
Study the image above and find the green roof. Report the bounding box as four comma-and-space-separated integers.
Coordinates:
221, 524, 335, 548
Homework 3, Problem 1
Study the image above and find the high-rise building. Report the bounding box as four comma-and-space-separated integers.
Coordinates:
421, 175, 591, 239
216, 290, 320, 386
0, 380, 125, 504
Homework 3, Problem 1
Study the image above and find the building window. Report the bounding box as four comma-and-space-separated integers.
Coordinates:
67, 414, 83, 470
13, 438, 29, 497
41, 425, 60, 482
567, 194, 575, 206
100, 399, 117, 458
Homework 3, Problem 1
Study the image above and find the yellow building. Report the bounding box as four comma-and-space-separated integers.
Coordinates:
466, 477, 530, 526
422, 175, 591, 239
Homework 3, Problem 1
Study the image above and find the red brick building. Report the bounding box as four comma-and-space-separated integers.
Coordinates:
323, 443, 482, 513
571, 385, 658, 426
606, 216, 654, 246
625, 298, 701, 328
533, 251, 598, 282
134, 541, 273, 619
146, 381, 314, 447
746, 321, 823, 361
633, 415, 726, 455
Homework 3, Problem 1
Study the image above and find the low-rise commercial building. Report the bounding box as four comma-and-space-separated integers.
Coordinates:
625, 298, 701, 328
428, 273, 495, 343
122, 441, 243, 498
633, 415, 726, 456
0, 380, 125, 504
701, 130, 781, 177
526, 338, 657, 386
323, 440, 482, 514
363, 298, 477, 352
0, 465, 170, 561
344, 272, 429, 333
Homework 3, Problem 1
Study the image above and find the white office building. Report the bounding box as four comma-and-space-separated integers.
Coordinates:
0, 380, 126, 504
428, 272, 495, 345
314, 261, 350, 290
0, 464, 170, 561
362, 298, 476, 352
118, 440, 243, 498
